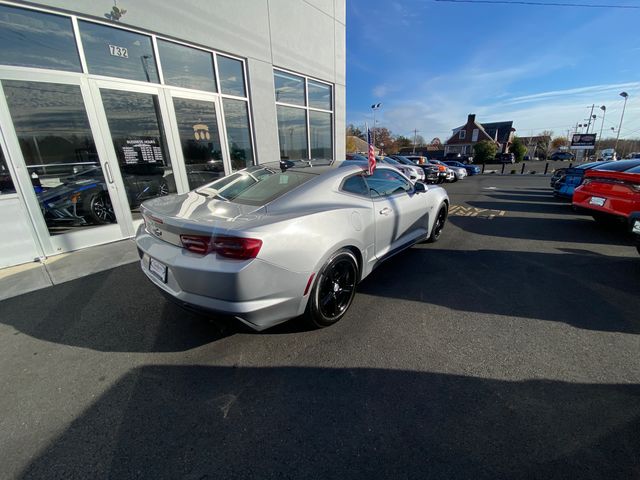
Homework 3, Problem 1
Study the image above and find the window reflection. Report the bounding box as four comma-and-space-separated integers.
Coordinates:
217, 56, 246, 97
310, 111, 332, 159
3, 81, 116, 233
308, 80, 332, 111
277, 105, 307, 160
274, 70, 305, 106
0, 145, 16, 194
158, 40, 216, 92
79, 21, 159, 83
223, 99, 254, 171
0, 5, 81, 72
100, 89, 176, 217
173, 98, 224, 189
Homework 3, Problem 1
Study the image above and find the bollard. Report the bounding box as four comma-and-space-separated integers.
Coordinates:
501, 163, 505, 174
544, 162, 549, 175
520, 163, 525, 174
482, 163, 486, 174
568, 163, 573, 168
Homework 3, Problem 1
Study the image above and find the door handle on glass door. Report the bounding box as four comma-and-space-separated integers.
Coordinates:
379, 207, 392, 216
104, 162, 114, 184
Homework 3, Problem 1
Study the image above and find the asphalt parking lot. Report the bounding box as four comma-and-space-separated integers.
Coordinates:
1, 174, 639, 479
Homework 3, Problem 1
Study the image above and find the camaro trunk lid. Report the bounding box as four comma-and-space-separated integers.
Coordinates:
140, 191, 266, 247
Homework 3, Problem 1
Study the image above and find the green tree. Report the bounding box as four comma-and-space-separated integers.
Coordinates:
510, 136, 527, 162
473, 140, 497, 164
390, 135, 412, 153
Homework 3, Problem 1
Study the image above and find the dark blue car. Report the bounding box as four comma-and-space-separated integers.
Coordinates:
444, 161, 481, 176
554, 161, 612, 199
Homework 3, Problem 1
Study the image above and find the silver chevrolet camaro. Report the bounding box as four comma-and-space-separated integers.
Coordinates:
136, 160, 449, 331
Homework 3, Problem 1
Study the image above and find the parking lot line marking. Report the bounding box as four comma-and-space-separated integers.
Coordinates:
449, 205, 506, 219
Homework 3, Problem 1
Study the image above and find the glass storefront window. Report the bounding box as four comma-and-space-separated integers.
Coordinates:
217, 56, 246, 97
100, 89, 176, 218
223, 99, 254, 171
172, 97, 224, 189
309, 111, 332, 159
79, 21, 159, 83
158, 40, 216, 93
0, 5, 81, 72
0, 145, 16, 195
3, 81, 116, 233
274, 70, 305, 106
276, 105, 307, 160
308, 80, 332, 111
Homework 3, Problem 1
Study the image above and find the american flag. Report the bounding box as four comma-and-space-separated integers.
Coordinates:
367, 127, 376, 175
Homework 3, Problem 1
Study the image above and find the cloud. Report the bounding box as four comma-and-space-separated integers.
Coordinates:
505, 82, 640, 106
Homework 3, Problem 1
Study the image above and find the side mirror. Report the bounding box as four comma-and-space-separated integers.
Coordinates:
414, 181, 427, 193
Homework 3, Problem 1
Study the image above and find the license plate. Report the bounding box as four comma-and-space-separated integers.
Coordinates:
149, 257, 167, 283
589, 196, 605, 207
633, 220, 640, 234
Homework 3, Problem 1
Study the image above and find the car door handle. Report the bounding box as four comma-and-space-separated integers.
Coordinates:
379, 207, 392, 216
104, 162, 114, 184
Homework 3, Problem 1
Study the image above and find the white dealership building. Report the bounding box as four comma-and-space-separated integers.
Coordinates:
0, 0, 345, 268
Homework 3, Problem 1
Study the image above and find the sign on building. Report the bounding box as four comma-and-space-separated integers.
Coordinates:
570, 133, 596, 150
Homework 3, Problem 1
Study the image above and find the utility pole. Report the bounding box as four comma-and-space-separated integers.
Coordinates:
412, 129, 420, 154
371, 103, 382, 152
585, 104, 595, 133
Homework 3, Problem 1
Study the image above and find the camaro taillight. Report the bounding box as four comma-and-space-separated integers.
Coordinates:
180, 234, 262, 260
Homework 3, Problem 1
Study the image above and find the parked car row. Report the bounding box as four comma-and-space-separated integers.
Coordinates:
553, 159, 640, 255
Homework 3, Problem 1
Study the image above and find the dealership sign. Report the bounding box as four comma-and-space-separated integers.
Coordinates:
570, 133, 596, 150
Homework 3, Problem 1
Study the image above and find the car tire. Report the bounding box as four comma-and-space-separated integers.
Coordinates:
305, 249, 358, 329
452, 176, 458, 182
591, 213, 617, 227
85, 191, 115, 224
428, 205, 448, 243
636, 244, 640, 256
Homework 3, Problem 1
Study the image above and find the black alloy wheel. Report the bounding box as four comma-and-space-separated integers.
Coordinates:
428, 205, 448, 243
306, 249, 358, 328
87, 191, 116, 224
159, 182, 170, 196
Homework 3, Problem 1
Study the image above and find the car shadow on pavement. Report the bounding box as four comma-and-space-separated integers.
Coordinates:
359, 247, 640, 334
16, 365, 640, 480
0, 263, 235, 353
486, 193, 565, 202
449, 214, 634, 246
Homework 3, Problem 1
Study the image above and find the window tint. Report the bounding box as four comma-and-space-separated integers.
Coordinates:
223, 98, 254, 171
274, 70, 305, 106
309, 111, 332, 159
366, 168, 412, 198
79, 21, 159, 82
158, 40, 216, 92
624, 166, 640, 174
307, 80, 332, 110
277, 105, 307, 160
341, 174, 369, 196
213, 171, 313, 206
0, 5, 81, 72
217, 56, 246, 97
0, 146, 16, 194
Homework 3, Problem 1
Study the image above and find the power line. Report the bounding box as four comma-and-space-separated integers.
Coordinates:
434, 0, 640, 8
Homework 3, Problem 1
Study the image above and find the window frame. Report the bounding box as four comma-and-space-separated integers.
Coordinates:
0, 1, 257, 167
459, 130, 466, 140
364, 167, 413, 199
339, 172, 371, 199
273, 67, 334, 161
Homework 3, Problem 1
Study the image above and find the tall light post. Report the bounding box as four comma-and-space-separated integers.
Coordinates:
597, 105, 606, 153
371, 103, 382, 150
615, 92, 629, 153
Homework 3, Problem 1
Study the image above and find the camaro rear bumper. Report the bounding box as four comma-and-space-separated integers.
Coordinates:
136, 229, 311, 331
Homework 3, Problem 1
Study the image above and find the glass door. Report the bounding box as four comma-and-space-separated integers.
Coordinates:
165, 90, 228, 190
89, 80, 185, 234
0, 73, 128, 255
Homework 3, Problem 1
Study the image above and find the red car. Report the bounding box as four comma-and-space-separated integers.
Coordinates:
573, 160, 640, 225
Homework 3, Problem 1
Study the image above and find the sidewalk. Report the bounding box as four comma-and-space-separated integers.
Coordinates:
0, 239, 139, 301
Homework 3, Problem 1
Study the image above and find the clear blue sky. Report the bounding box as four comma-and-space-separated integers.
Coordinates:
346, 0, 640, 142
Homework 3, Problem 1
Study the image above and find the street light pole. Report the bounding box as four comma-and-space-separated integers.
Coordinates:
597, 105, 606, 155
615, 92, 629, 154
371, 103, 382, 151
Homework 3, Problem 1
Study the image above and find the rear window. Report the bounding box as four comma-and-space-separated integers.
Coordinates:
230, 171, 314, 205
593, 160, 640, 172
